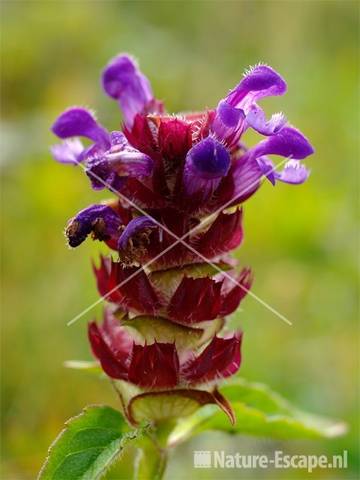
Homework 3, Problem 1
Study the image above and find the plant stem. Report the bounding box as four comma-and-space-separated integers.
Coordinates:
155, 447, 168, 480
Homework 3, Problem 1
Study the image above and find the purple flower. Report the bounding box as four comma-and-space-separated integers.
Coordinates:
212, 64, 287, 146
65, 204, 122, 247
102, 54, 161, 128
183, 137, 231, 202
215, 126, 313, 207
86, 131, 153, 191
51, 108, 153, 192
117, 216, 158, 251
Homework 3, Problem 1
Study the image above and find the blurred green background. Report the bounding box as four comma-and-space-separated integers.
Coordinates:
1, 1, 359, 479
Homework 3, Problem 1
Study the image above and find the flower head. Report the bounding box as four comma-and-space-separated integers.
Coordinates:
52, 54, 313, 425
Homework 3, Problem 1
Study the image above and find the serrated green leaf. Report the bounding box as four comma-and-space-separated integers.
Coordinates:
168, 378, 347, 445
38, 405, 142, 480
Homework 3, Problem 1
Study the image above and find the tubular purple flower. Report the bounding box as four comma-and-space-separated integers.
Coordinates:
118, 216, 158, 250
183, 137, 231, 200
85, 132, 153, 190
212, 64, 287, 143
51, 107, 110, 148
102, 54, 154, 128
66, 204, 122, 247
106, 131, 153, 176
227, 127, 313, 193
105, 147, 153, 177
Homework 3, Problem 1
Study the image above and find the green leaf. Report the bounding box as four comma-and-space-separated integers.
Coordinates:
168, 378, 347, 445
38, 405, 142, 480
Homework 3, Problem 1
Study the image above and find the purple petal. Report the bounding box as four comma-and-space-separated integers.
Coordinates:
256, 157, 277, 185
230, 157, 263, 202
50, 138, 84, 165
110, 131, 129, 147
85, 131, 152, 191
211, 101, 246, 145
216, 100, 245, 128
105, 149, 153, 177
118, 216, 157, 250
51, 107, 110, 148
226, 64, 287, 109
102, 54, 153, 128
212, 65, 286, 144
66, 204, 122, 247
251, 126, 314, 160
185, 137, 230, 180
183, 137, 231, 201
246, 104, 287, 136
275, 159, 310, 184
85, 158, 122, 191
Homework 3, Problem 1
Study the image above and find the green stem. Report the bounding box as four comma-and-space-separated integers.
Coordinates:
155, 447, 168, 480
135, 430, 169, 480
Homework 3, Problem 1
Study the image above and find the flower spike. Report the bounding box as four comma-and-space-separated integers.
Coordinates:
52, 53, 314, 426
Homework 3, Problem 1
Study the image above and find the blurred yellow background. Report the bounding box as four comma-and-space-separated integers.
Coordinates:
1, 1, 358, 478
